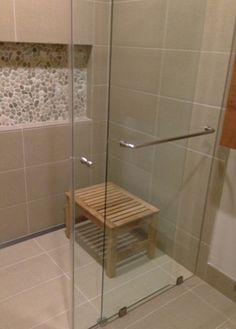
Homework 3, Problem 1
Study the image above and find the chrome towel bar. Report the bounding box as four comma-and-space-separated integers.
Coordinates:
120, 126, 215, 149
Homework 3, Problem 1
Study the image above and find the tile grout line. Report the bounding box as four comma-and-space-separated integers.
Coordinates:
122, 280, 208, 329
0, 251, 46, 271
0, 273, 65, 305
21, 129, 31, 234
28, 309, 70, 329
34, 239, 70, 279
88, 264, 172, 304
189, 288, 234, 323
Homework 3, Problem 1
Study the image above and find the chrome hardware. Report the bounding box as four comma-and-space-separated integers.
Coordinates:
120, 126, 215, 149
80, 156, 93, 167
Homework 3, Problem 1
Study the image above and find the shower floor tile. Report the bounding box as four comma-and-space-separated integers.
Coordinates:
0, 229, 235, 329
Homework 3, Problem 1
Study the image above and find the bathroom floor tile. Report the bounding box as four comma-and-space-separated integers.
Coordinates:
0, 239, 42, 268
32, 311, 70, 329
192, 283, 236, 317
91, 267, 172, 318
0, 253, 63, 302
74, 302, 100, 329
128, 291, 226, 329
217, 321, 236, 329
0, 275, 71, 329
35, 229, 69, 251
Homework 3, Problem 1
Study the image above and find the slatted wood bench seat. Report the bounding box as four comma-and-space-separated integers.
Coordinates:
65, 182, 160, 278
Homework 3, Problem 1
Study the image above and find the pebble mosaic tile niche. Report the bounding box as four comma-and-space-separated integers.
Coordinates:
0, 43, 89, 126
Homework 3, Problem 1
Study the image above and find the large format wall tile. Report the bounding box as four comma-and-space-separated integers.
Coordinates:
165, 0, 207, 50
111, 47, 162, 94
0, 0, 15, 42
161, 50, 200, 101
26, 161, 70, 201
94, 2, 111, 46
73, 0, 94, 45
0, 131, 24, 172
15, 0, 70, 44
110, 87, 158, 135
24, 125, 70, 166
201, 0, 236, 52
0, 169, 26, 208
157, 98, 193, 139
112, 0, 166, 48
194, 53, 230, 107
0, 204, 28, 243
28, 194, 66, 233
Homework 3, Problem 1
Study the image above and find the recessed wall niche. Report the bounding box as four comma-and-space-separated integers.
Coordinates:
0, 42, 89, 126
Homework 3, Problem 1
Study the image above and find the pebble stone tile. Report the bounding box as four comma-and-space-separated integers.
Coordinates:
0, 42, 89, 126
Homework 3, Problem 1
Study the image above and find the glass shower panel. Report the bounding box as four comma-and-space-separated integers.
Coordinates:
102, 0, 216, 320
71, 0, 110, 327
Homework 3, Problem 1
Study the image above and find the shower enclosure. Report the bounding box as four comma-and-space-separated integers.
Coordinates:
70, 0, 234, 328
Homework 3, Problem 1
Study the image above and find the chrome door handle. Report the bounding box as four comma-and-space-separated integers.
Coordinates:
80, 156, 93, 167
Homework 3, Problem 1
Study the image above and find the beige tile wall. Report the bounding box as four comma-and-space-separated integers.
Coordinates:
107, 0, 236, 276
0, 0, 94, 44
0, 124, 72, 244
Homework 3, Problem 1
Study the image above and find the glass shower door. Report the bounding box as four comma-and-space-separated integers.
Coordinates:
101, 0, 218, 321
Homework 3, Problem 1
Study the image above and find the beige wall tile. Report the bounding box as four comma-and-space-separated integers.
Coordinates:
196, 242, 210, 279
90, 153, 106, 185
0, 169, 26, 208
165, 0, 206, 50
157, 98, 193, 139
112, 0, 166, 48
188, 104, 220, 155
111, 47, 162, 93
161, 50, 200, 100
73, 0, 94, 45
0, 0, 15, 42
151, 180, 180, 224
182, 150, 212, 197
76, 157, 91, 188
194, 53, 230, 107
177, 188, 207, 238
28, 194, 65, 233
94, 2, 111, 46
74, 121, 92, 157
110, 87, 158, 135
92, 121, 107, 154
0, 204, 28, 244
26, 161, 70, 201
24, 125, 70, 166
174, 229, 199, 272
0, 130, 24, 172
109, 122, 155, 172
201, 159, 226, 245
0, 254, 62, 302
202, 0, 236, 52
92, 46, 109, 85
15, 0, 70, 44
152, 143, 186, 188
108, 155, 152, 201
91, 86, 108, 121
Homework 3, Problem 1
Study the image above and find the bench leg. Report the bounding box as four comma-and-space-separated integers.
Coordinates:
106, 229, 117, 278
65, 196, 71, 239
147, 215, 157, 258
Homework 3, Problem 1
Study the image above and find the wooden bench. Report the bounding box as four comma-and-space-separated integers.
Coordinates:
65, 182, 160, 278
